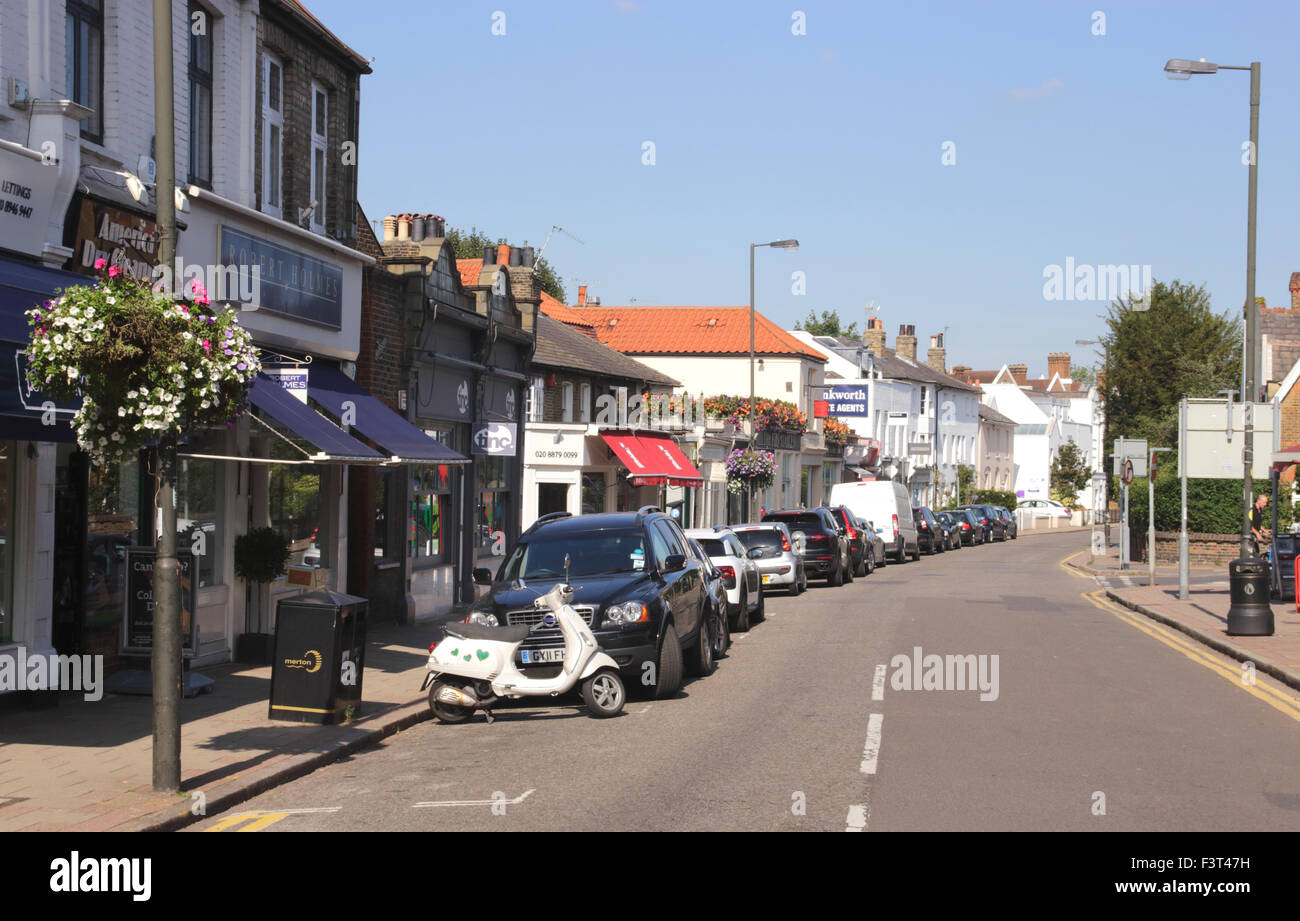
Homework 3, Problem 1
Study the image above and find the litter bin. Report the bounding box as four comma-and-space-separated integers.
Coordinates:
1272, 534, 1297, 604
1226, 557, 1274, 637
269, 589, 368, 724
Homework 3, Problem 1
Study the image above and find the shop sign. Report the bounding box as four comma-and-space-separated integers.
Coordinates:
121, 548, 200, 654
218, 225, 342, 329
820, 386, 870, 417
0, 150, 56, 258
67, 199, 160, 282
265, 366, 309, 404
472, 422, 516, 456
528, 429, 588, 466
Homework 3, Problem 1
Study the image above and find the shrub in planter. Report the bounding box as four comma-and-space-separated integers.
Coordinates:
233, 527, 291, 664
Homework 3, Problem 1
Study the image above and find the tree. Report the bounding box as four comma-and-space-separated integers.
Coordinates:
445, 225, 567, 303
1099, 279, 1240, 450
795, 309, 858, 338
1050, 438, 1092, 507
1070, 363, 1096, 386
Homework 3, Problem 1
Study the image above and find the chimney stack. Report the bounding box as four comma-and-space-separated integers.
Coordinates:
896, 324, 917, 362
577, 285, 588, 305
1290, 272, 1300, 311
1048, 351, 1071, 381
863, 316, 886, 354
1008, 363, 1028, 385
950, 364, 970, 379
927, 333, 946, 373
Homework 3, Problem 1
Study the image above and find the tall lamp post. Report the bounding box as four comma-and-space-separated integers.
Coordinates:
1164, 57, 1260, 561
749, 238, 799, 518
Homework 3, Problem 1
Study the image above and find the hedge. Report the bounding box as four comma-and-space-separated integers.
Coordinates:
967, 489, 1018, 510
1126, 476, 1291, 534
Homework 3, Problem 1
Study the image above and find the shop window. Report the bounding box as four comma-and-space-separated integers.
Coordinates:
66, 0, 103, 142
266, 432, 327, 568
187, 2, 214, 188
581, 472, 606, 515
0, 444, 13, 643
82, 449, 141, 654
537, 482, 569, 518
476, 455, 515, 560
176, 449, 222, 587
411, 463, 452, 565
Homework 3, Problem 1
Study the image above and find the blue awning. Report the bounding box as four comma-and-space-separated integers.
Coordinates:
0, 255, 93, 342
247, 373, 385, 463
307, 365, 469, 464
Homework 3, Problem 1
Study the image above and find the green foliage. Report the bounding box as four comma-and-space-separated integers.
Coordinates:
1100, 279, 1240, 450
233, 527, 291, 584
1050, 438, 1093, 507
1128, 475, 1288, 535
445, 225, 566, 303
795, 309, 858, 338
970, 489, 1018, 510
955, 464, 975, 503
1070, 364, 1096, 386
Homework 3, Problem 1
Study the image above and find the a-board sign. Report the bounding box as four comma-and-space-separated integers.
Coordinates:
121, 548, 200, 655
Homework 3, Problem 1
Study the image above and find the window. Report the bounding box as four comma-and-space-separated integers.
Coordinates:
309, 83, 328, 232
526, 376, 544, 422
561, 382, 574, 422
579, 382, 591, 423
65, 0, 103, 142
411, 463, 452, 565
476, 454, 515, 565
176, 431, 224, 587
920, 386, 928, 414
581, 472, 606, 515
261, 54, 284, 217
187, 3, 213, 187
266, 430, 327, 568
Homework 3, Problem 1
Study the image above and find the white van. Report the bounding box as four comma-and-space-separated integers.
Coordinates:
828, 481, 919, 564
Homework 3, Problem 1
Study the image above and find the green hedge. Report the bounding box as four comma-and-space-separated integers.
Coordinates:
968, 489, 1018, 510
1126, 476, 1291, 534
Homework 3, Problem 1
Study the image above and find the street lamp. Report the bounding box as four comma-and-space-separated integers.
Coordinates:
749, 238, 799, 517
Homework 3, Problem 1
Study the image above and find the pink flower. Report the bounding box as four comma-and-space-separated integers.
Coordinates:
93, 258, 107, 270
107, 266, 120, 278
201, 339, 211, 352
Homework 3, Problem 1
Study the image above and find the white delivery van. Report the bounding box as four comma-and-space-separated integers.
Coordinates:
828, 481, 919, 564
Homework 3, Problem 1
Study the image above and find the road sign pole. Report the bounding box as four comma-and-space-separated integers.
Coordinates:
1120, 479, 1129, 570
1179, 397, 1189, 600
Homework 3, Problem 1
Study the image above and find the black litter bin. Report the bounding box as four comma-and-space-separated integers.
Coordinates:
269, 589, 368, 724
1273, 534, 1297, 603
1226, 557, 1274, 637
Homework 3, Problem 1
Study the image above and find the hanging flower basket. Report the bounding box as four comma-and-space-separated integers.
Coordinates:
25, 262, 261, 465
725, 447, 776, 494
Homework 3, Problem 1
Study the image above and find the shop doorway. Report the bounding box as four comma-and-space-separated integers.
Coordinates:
537, 482, 569, 518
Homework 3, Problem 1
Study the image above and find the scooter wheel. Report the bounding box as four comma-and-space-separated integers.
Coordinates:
582, 669, 625, 718
428, 680, 475, 724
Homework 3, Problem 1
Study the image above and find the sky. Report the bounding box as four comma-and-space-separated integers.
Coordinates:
305, 0, 1300, 379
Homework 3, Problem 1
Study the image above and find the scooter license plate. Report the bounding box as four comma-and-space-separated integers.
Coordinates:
521, 648, 565, 664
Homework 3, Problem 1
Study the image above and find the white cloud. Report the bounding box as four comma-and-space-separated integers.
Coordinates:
1011, 76, 1064, 101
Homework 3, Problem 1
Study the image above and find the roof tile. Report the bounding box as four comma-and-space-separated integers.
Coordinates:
570, 306, 826, 360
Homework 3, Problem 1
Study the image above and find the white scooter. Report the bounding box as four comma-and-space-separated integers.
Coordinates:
421, 573, 626, 723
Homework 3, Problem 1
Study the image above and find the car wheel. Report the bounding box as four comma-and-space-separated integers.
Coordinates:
714, 606, 730, 658
794, 569, 807, 594
688, 613, 717, 677
654, 623, 683, 698
843, 554, 855, 583
752, 587, 766, 621
911, 543, 921, 562
828, 559, 844, 586
582, 669, 625, 718
864, 553, 874, 576
734, 588, 751, 632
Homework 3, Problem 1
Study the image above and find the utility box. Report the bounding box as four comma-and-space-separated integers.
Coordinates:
1272, 535, 1297, 603
269, 590, 368, 724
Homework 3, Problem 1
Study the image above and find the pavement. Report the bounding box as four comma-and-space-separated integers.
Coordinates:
1066, 547, 1300, 693
0, 616, 457, 832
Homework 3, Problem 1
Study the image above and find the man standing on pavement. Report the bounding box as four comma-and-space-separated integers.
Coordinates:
1250, 494, 1270, 557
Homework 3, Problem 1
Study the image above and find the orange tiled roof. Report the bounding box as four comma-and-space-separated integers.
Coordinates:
456, 259, 483, 288
569, 306, 826, 360
539, 290, 595, 330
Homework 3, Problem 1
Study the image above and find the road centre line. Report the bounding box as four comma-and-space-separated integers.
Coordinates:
872, 664, 886, 701
860, 713, 884, 775
1084, 590, 1300, 724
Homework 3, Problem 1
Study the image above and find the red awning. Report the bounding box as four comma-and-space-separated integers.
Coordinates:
601, 431, 703, 487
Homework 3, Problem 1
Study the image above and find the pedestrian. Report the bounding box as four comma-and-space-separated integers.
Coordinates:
1250, 493, 1271, 557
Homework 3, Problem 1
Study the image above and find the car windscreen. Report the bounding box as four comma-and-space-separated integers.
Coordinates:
501, 529, 647, 580
765, 513, 823, 528
696, 538, 728, 557
735, 529, 784, 550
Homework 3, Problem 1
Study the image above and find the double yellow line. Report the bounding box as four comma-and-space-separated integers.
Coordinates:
204, 811, 290, 832
1080, 583, 1300, 724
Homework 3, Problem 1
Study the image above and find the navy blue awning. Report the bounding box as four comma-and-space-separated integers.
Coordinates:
247, 373, 385, 463
0, 255, 93, 342
307, 365, 469, 464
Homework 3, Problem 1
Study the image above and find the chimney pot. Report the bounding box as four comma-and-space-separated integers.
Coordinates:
483, 244, 496, 265
411, 215, 426, 241
396, 216, 411, 241
578, 285, 588, 305
497, 244, 511, 268
382, 215, 397, 242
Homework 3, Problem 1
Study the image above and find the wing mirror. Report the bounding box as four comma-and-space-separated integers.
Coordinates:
747, 547, 764, 560
472, 567, 493, 585
662, 553, 686, 573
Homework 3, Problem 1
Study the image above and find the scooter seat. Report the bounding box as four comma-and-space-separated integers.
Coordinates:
443, 622, 531, 643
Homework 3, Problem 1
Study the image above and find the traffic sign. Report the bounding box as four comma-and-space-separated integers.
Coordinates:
1121, 458, 1134, 485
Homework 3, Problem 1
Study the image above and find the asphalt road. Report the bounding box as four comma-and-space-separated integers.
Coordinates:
188, 532, 1300, 832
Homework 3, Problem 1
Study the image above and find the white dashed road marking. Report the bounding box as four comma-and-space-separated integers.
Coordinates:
872, 664, 886, 701
413, 789, 536, 808
860, 713, 883, 775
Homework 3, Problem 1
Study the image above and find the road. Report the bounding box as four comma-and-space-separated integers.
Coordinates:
189, 532, 1300, 832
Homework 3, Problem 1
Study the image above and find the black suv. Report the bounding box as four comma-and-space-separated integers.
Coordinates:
469, 507, 719, 699
827, 505, 872, 576
913, 506, 942, 554
761, 508, 852, 586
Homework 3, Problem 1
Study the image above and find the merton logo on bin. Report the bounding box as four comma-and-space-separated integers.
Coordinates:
283, 650, 323, 673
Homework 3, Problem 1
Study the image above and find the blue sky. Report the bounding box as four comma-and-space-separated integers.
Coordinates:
307, 0, 1299, 378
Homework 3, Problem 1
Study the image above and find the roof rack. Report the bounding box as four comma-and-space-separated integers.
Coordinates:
525, 511, 572, 533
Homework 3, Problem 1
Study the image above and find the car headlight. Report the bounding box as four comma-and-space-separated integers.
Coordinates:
468, 611, 498, 626
601, 601, 648, 627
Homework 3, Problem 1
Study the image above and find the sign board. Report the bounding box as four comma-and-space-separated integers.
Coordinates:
218, 225, 343, 329
1111, 438, 1148, 477
472, 422, 517, 456
1180, 399, 1275, 479
121, 548, 200, 655
819, 386, 870, 417
264, 366, 309, 404
526, 428, 590, 466
907, 441, 930, 456
0, 147, 57, 259
66, 198, 160, 282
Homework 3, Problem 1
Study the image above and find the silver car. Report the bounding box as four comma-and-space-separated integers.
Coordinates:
685, 527, 765, 631
731, 522, 808, 596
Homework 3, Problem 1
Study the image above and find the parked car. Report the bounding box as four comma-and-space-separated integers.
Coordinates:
949, 507, 985, 546
958, 504, 1007, 542
993, 506, 1018, 540
913, 506, 943, 554
685, 536, 730, 658
732, 522, 807, 595
1020, 498, 1072, 519
827, 505, 874, 576
829, 480, 919, 564
469, 507, 715, 699
934, 510, 963, 551
860, 519, 888, 568
762, 508, 852, 586
685, 527, 764, 631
